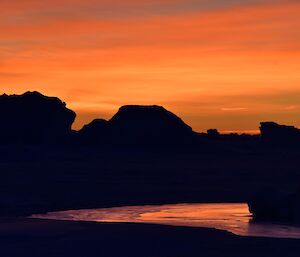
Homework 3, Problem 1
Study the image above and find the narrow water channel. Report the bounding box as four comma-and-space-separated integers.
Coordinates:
32, 203, 300, 239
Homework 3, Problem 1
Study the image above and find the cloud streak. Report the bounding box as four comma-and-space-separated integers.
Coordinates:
221, 107, 248, 112
1, 0, 272, 22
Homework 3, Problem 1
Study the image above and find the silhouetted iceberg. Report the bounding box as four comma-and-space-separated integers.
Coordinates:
0, 91, 76, 144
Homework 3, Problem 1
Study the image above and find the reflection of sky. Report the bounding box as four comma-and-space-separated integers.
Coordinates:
32, 203, 300, 239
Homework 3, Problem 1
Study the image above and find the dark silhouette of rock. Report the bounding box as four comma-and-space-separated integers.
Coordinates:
206, 129, 220, 139
109, 105, 194, 145
260, 122, 300, 146
78, 105, 194, 146
248, 188, 300, 222
0, 91, 76, 144
78, 119, 109, 144
3, 90, 300, 226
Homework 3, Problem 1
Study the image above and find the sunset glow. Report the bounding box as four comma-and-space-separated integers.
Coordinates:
1, 0, 299, 132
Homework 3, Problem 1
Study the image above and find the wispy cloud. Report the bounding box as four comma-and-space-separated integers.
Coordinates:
221, 107, 248, 111
1, 0, 272, 22
283, 105, 298, 110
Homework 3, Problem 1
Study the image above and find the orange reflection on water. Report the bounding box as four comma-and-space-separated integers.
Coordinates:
32, 203, 300, 239
138, 203, 250, 235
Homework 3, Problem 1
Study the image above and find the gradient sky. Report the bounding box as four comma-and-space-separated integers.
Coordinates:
1, 0, 299, 132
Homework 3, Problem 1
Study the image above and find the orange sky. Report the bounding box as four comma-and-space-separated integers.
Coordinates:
1, 0, 299, 132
